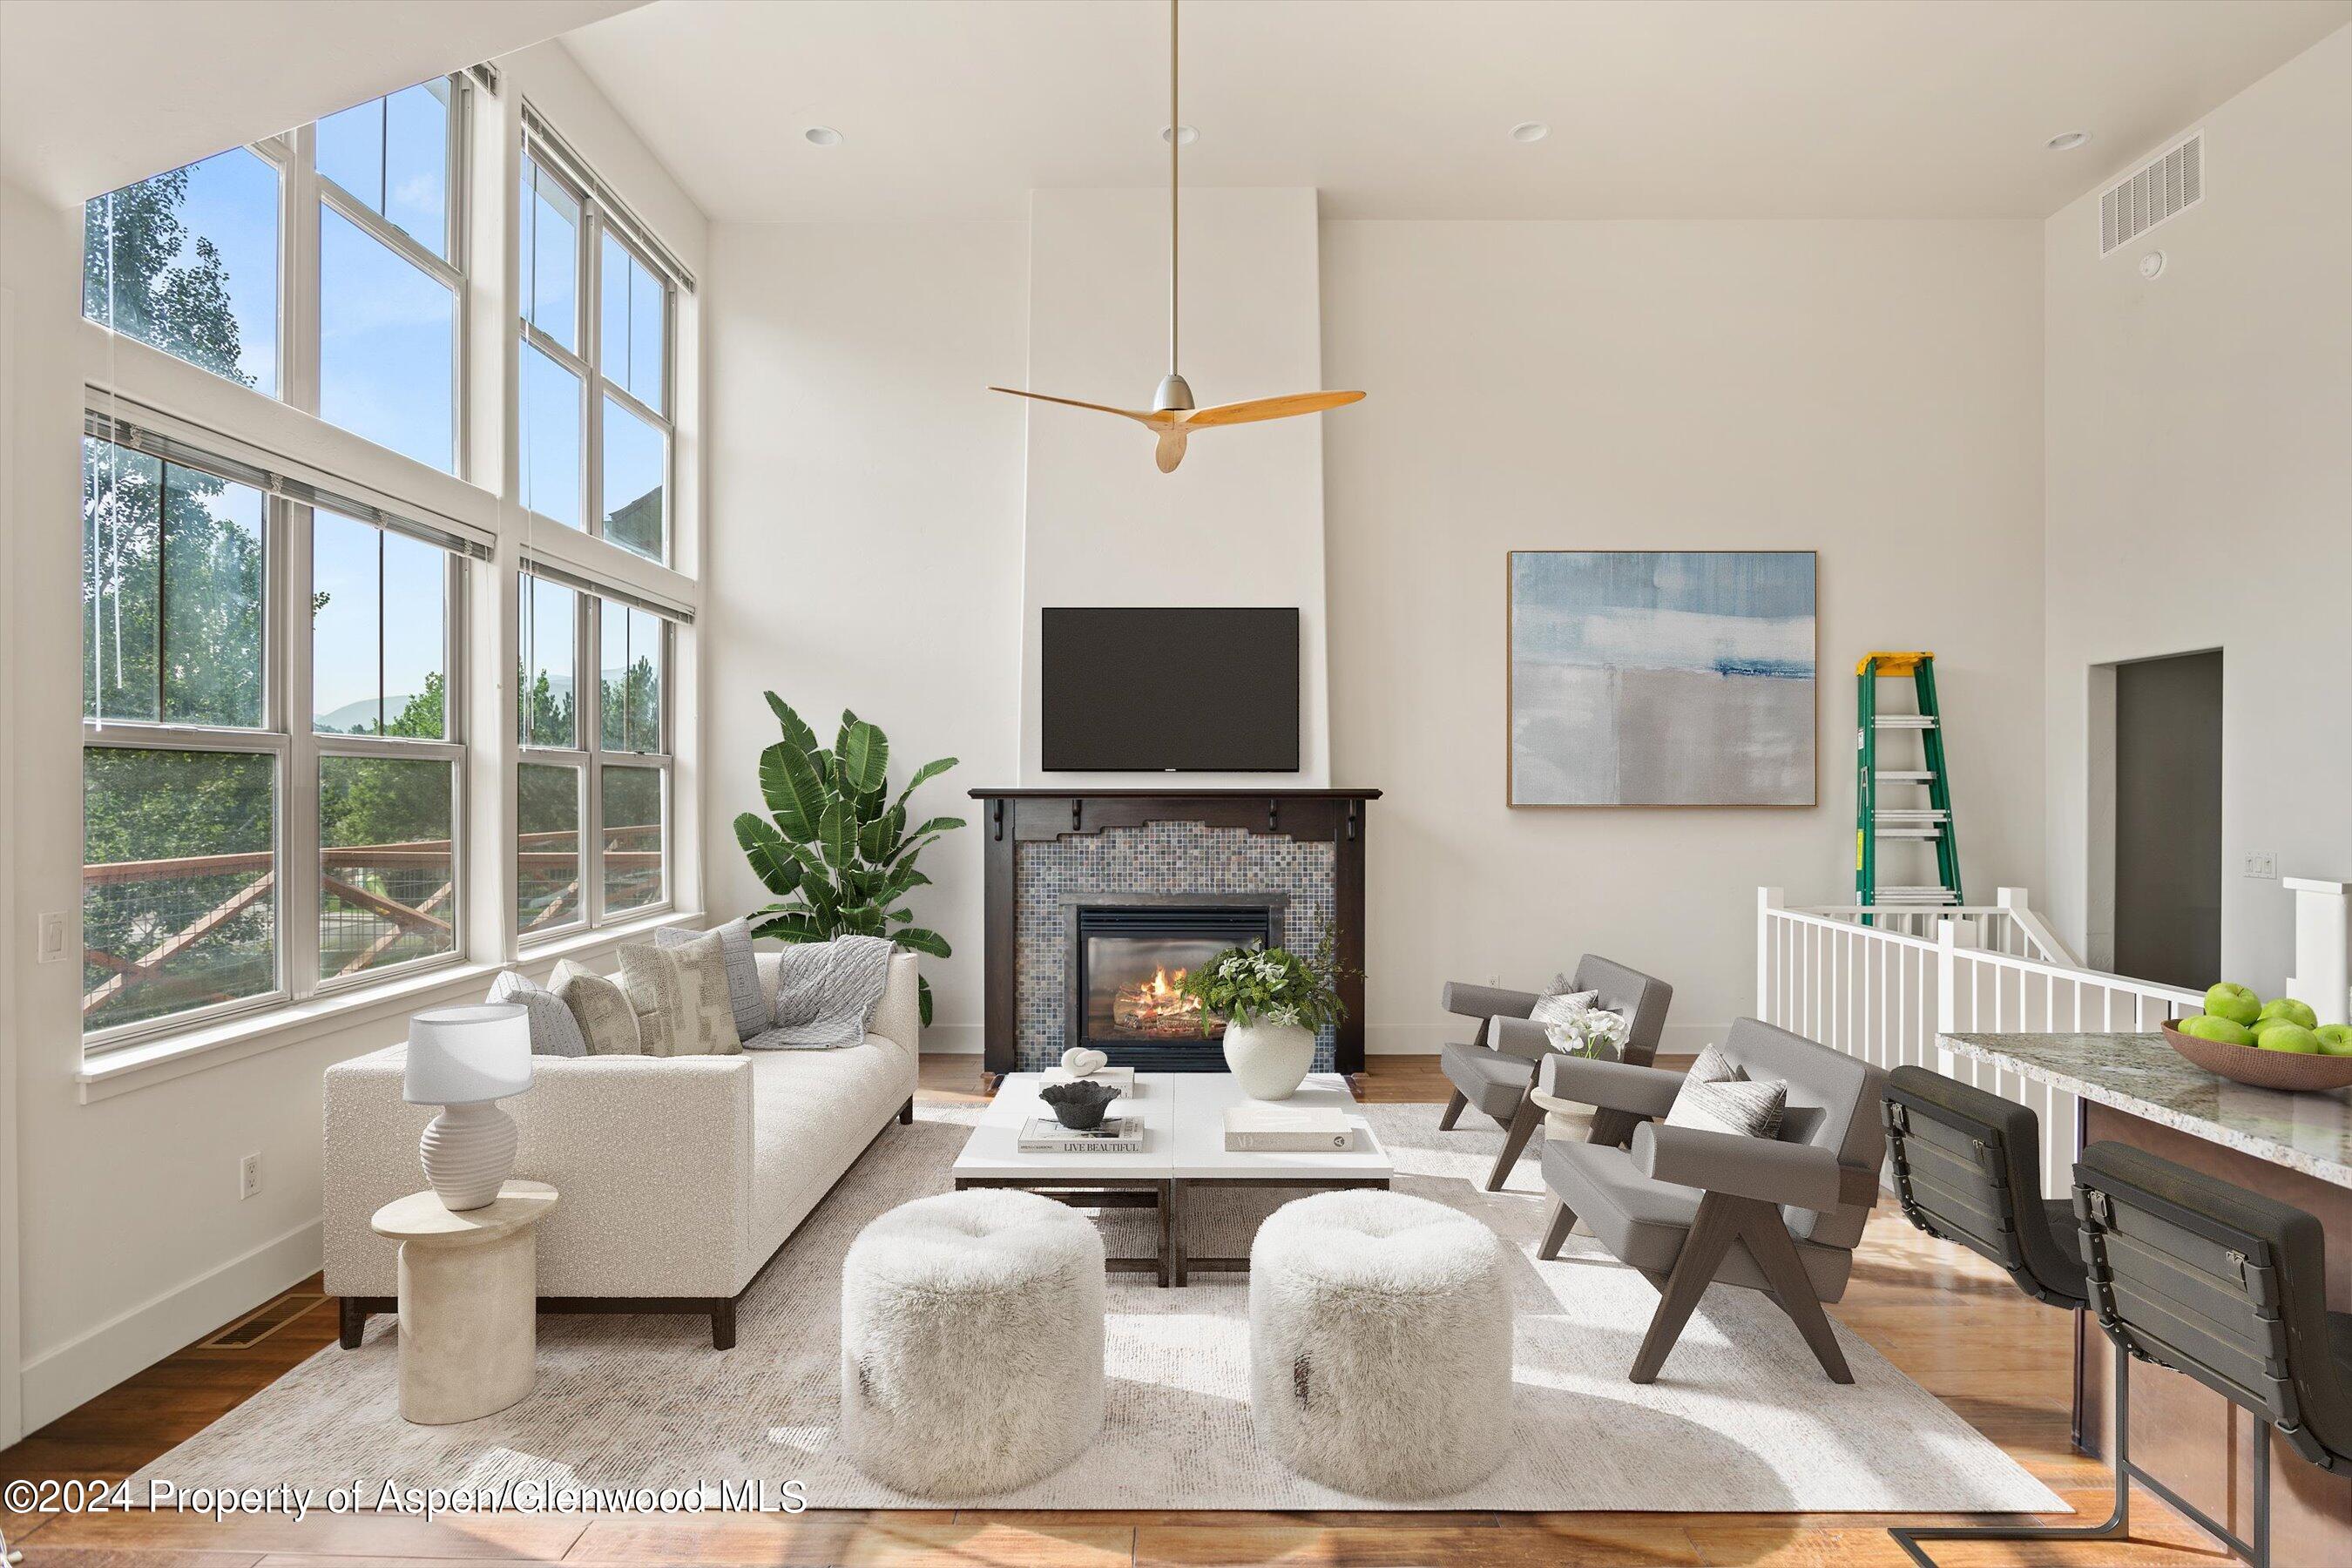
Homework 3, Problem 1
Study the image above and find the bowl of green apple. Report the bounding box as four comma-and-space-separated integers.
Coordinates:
2162, 984, 2352, 1092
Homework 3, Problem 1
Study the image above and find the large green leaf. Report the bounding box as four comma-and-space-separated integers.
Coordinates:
892, 756, 958, 811
854, 785, 889, 826
856, 808, 896, 863
733, 813, 802, 896
876, 864, 931, 905
765, 693, 822, 760
818, 801, 854, 870
894, 926, 950, 959
839, 719, 889, 795
903, 814, 965, 840
917, 976, 934, 1027
751, 911, 827, 944
760, 740, 828, 841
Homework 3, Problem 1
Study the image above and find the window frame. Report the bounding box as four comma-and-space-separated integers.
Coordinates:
80, 432, 472, 1054
515, 132, 675, 563
516, 573, 672, 945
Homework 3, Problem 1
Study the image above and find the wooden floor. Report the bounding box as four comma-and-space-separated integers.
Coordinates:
0, 1055, 2230, 1566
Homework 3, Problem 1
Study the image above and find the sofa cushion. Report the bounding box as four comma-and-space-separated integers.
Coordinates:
744, 1035, 910, 1253
488, 969, 587, 1058
618, 944, 706, 1057
652, 929, 743, 1055
1541, 1138, 1854, 1301
661, 918, 766, 1041
551, 960, 639, 1055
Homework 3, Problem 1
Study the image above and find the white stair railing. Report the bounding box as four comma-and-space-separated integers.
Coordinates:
1757, 887, 2198, 1196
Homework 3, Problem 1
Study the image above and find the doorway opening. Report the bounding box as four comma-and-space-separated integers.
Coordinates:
2093, 649, 2222, 989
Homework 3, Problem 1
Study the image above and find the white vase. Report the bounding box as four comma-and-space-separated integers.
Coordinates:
1221, 1019, 1316, 1099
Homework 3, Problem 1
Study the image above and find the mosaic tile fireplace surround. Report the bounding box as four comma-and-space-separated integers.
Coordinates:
972, 790, 1378, 1081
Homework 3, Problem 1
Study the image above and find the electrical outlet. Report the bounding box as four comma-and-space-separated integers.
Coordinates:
1487, 973, 1501, 988
37, 912, 66, 964
2245, 852, 2278, 880
239, 1153, 261, 1200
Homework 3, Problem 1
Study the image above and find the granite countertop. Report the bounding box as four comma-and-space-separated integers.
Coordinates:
1939, 1031, 2352, 1190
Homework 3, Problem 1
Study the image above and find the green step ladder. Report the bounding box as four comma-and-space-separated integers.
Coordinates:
1855, 652, 1962, 922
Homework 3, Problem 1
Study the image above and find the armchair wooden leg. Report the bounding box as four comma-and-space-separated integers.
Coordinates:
1484, 1095, 1544, 1192
1629, 1191, 1745, 1384
1737, 1205, 1854, 1384
1438, 1089, 1469, 1132
1538, 1193, 1578, 1260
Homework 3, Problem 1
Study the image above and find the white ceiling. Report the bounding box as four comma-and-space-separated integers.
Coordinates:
560, 0, 2351, 222
0, 0, 644, 205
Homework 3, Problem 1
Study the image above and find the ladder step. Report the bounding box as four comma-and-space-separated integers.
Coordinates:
1873, 716, 1937, 729
1877, 887, 1958, 902
1874, 827, 1943, 839
1875, 770, 1935, 781
1876, 809, 1948, 823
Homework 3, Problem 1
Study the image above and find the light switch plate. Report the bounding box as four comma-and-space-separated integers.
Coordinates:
37, 911, 66, 963
2245, 852, 2278, 880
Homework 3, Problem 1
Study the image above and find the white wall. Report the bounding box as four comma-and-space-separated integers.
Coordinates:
1321, 220, 2049, 1052
2044, 24, 2352, 994
0, 40, 708, 1434
1017, 188, 1332, 788
701, 221, 1030, 1052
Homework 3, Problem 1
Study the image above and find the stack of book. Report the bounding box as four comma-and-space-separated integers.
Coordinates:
1223, 1103, 1360, 1152
1017, 1116, 1143, 1154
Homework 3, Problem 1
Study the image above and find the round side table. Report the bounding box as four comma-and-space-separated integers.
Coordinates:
1526, 1086, 1594, 1238
370, 1180, 558, 1425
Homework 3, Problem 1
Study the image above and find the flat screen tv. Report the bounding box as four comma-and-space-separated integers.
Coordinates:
1042, 607, 1300, 772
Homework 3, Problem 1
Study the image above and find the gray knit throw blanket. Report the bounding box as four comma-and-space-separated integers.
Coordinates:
754, 935, 895, 1049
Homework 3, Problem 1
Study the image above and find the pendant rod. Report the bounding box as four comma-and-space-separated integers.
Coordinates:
1167, 0, 1179, 378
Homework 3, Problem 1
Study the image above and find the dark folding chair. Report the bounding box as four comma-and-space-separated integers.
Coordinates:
1877, 1065, 2129, 1563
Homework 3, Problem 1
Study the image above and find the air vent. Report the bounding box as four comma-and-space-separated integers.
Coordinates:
2101, 133, 2203, 256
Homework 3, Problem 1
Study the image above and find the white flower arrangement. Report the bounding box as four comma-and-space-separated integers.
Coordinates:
1544, 1005, 1630, 1061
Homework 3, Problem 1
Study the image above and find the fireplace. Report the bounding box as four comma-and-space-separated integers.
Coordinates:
1067, 896, 1282, 1070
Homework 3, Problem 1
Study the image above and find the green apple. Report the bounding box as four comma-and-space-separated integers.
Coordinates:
2179, 1014, 2254, 1046
2202, 983, 2263, 1026
2254, 1023, 2322, 1054
2315, 1024, 2352, 1058
2257, 997, 2319, 1031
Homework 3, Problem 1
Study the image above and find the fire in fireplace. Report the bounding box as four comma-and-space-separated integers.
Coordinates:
1070, 900, 1281, 1069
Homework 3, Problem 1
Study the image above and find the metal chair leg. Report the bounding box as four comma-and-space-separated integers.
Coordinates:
1889, 1341, 2134, 1565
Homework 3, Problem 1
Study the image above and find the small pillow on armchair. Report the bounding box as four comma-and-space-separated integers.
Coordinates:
1529, 988, 1598, 1028
1663, 1044, 1787, 1139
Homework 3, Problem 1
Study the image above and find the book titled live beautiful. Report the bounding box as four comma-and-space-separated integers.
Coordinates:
1223, 1104, 1360, 1152
1017, 1116, 1144, 1154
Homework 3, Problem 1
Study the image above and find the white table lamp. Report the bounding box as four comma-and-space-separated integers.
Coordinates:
404, 1004, 533, 1211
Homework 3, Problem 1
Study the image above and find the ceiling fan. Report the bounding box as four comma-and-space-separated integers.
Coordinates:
989, 0, 1363, 473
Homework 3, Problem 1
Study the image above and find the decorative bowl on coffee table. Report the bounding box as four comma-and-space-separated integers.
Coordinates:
2159, 1019, 2352, 1092
1039, 1078, 1122, 1130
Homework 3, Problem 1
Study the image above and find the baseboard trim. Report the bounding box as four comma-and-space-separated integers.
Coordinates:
21, 1218, 321, 1431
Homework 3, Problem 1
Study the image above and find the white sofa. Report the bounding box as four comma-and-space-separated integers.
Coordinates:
323, 950, 920, 1348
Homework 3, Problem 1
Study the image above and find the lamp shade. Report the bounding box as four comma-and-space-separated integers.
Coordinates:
403, 1004, 533, 1105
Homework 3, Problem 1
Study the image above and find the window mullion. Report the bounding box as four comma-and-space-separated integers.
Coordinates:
282, 498, 322, 1002
580, 595, 605, 929
287, 124, 322, 416
583, 202, 605, 546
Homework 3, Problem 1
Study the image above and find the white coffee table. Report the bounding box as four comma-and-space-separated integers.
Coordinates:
952, 1071, 1392, 1286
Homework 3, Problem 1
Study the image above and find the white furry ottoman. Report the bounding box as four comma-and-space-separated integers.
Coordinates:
1249, 1189, 1513, 1498
840, 1188, 1105, 1497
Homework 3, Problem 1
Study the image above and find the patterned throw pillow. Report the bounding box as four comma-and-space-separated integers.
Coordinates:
658, 918, 765, 1041
653, 929, 742, 1055
1530, 988, 1598, 1028
617, 944, 706, 1058
551, 960, 640, 1055
1664, 1044, 1787, 1139
486, 970, 587, 1058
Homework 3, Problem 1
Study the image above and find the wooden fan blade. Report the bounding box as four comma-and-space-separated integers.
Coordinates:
987, 387, 1171, 427
1154, 429, 1189, 473
1179, 390, 1366, 428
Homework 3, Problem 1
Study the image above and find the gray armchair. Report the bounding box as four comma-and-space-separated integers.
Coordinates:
1436, 956, 1673, 1192
1535, 1017, 1886, 1385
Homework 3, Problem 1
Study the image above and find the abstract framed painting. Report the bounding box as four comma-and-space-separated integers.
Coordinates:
1507, 550, 1817, 808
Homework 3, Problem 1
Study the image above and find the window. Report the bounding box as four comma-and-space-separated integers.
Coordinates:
80, 429, 467, 1046
517, 132, 675, 562
84, 146, 282, 397
517, 572, 672, 937
83, 78, 467, 475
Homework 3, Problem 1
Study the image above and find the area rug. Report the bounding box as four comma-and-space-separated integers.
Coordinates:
134, 1104, 2063, 1512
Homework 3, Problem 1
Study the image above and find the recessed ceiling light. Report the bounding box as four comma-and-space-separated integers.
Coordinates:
1162, 125, 1198, 146
1511, 121, 1549, 144
804, 126, 843, 147
2046, 131, 2090, 151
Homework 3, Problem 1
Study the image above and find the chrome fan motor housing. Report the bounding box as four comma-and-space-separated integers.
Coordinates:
1152, 372, 1195, 413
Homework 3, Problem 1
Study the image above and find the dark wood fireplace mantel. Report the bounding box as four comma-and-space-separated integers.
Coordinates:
970, 788, 1380, 1079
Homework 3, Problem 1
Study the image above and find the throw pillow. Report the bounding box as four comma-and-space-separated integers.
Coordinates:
551, 960, 640, 1055
486, 970, 587, 1058
1664, 1047, 1787, 1140
659, 918, 765, 1041
617, 944, 706, 1058
655, 929, 742, 1055
1529, 988, 1598, 1028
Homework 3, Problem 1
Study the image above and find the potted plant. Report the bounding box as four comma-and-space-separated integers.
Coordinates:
1174, 932, 1349, 1099
733, 694, 963, 1024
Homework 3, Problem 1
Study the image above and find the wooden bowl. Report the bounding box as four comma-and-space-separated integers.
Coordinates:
2159, 1019, 2352, 1092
